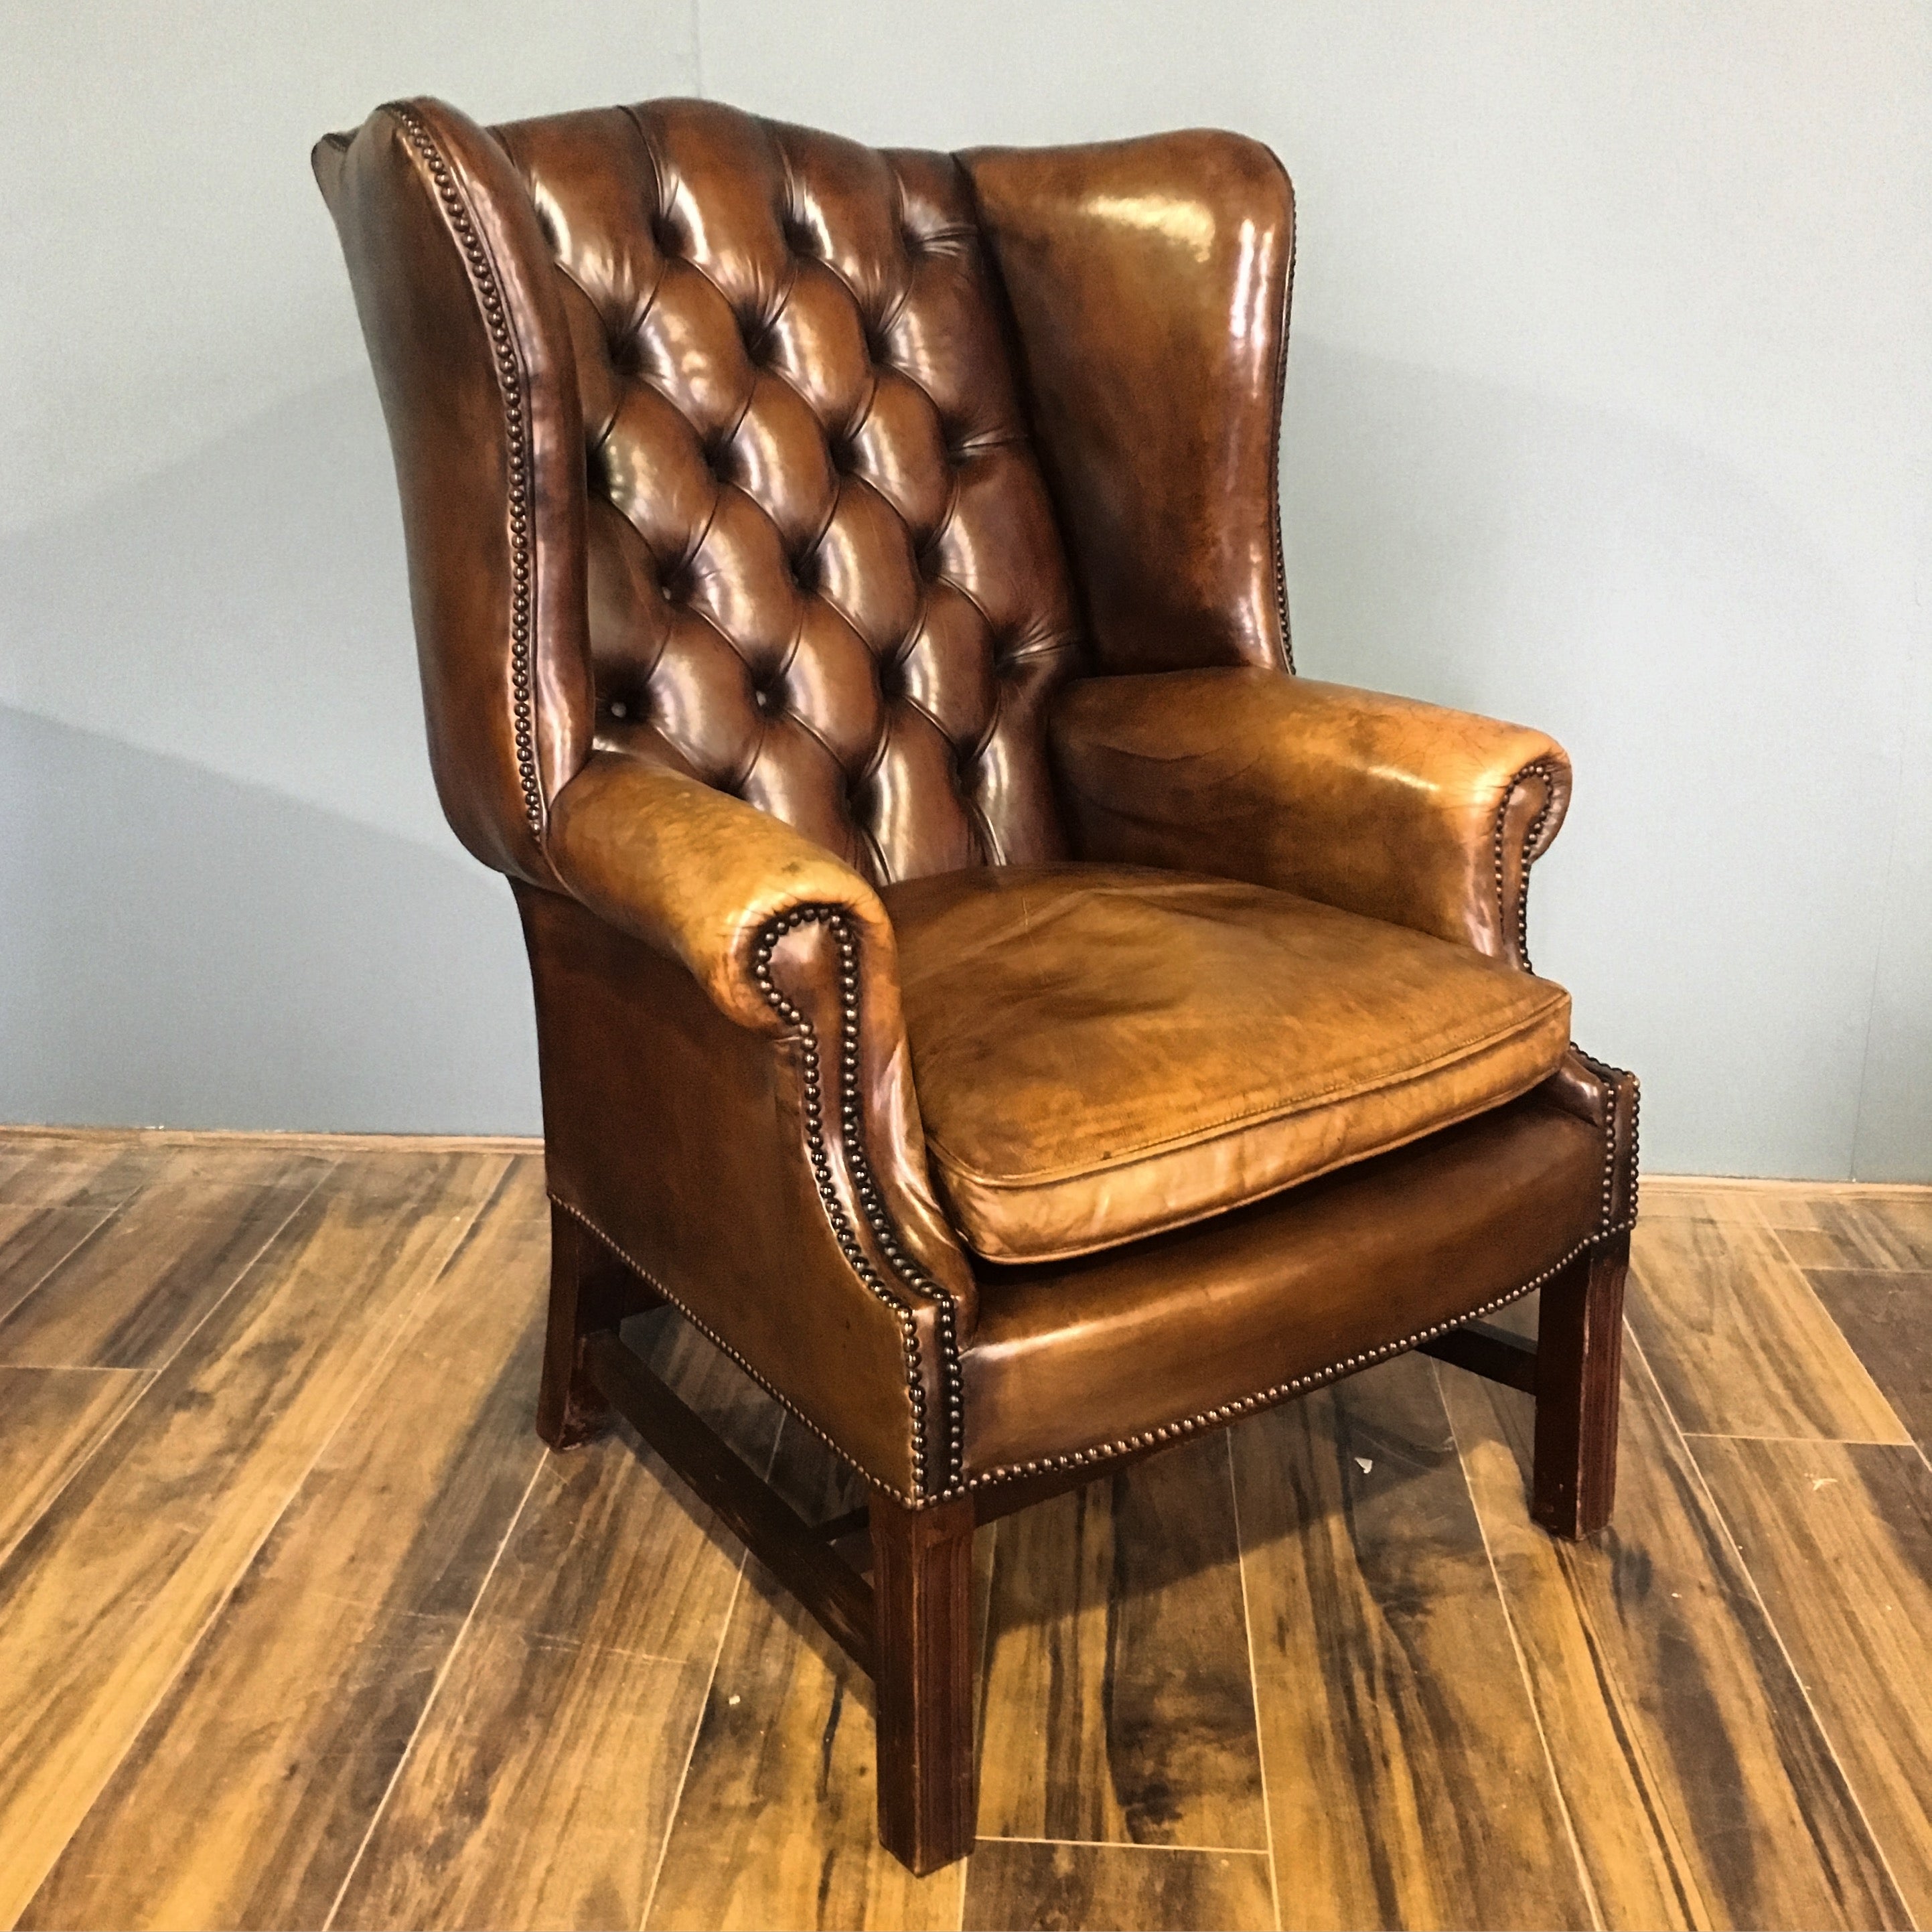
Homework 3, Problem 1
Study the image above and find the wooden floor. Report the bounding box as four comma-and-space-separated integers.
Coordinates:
0, 1131, 1927, 1931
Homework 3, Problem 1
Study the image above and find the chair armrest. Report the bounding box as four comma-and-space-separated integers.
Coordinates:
544, 751, 978, 1357
1051, 668, 1572, 966
548, 750, 893, 1035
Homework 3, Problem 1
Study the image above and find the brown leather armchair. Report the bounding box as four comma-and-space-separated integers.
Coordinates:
314, 97, 1637, 1875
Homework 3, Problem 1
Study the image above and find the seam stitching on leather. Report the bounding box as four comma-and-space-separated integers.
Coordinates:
753, 905, 966, 1501
386, 102, 544, 839
548, 1192, 917, 1505
1494, 759, 1557, 971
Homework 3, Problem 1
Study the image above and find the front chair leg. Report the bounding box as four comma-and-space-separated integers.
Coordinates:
1532, 1233, 1631, 1539
871, 1491, 976, 1874
536, 1201, 658, 1449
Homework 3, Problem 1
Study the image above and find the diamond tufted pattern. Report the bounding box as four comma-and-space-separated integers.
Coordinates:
491, 101, 1084, 886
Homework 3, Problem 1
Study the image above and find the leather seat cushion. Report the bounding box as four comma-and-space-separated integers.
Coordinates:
883, 863, 1573, 1262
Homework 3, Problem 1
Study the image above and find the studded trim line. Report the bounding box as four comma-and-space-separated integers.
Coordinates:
752, 904, 966, 1502
1496, 759, 1560, 973
386, 101, 545, 838
965, 1048, 1639, 1489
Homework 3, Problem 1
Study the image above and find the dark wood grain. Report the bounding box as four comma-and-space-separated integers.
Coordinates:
1234, 1349, 1593, 1931
976, 1430, 1267, 1852
0, 1366, 145, 1566
1440, 1339, 1912, 1929
1534, 1236, 1629, 1538
0, 1150, 329, 1368
334, 1314, 789, 1932
21, 1159, 551, 1932
583, 1327, 874, 1667
1692, 1436, 1932, 1923
962, 1838, 1274, 1932
1805, 1269, 1932, 1448
1626, 1212, 1908, 1442
646, 1418, 977, 1931
874, 1491, 976, 1874
0, 1148, 508, 1925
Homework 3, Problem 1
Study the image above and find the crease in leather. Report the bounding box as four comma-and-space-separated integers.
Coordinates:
887, 865, 1572, 1263
928, 998, 1566, 1186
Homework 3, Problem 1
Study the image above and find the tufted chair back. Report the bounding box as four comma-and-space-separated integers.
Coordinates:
321, 98, 1088, 889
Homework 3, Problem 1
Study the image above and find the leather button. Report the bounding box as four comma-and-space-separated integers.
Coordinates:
607, 698, 631, 720
790, 550, 818, 592
651, 212, 680, 255
780, 214, 816, 256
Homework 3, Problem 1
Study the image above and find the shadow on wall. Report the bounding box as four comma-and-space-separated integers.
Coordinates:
0, 370, 447, 854
0, 705, 541, 1134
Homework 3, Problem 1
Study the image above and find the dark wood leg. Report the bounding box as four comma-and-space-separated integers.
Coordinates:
536, 1201, 657, 1449
871, 1491, 976, 1875
1532, 1234, 1630, 1539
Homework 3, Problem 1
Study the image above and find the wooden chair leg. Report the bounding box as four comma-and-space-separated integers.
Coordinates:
871, 1491, 976, 1874
536, 1201, 657, 1449
1532, 1233, 1631, 1539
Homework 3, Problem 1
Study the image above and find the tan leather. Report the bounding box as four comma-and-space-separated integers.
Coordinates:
1053, 668, 1572, 964
886, 865, 1572, 1262
518, 881, 975, 1499
965, 135, 1295, 675
961, 1089, 1606, 1480
548, 748, 892, 1034
317, 93, 1637, 1509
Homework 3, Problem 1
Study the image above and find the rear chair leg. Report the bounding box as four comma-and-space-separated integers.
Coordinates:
871, 1491, 976, 1874
1532, 1234, 1631, 1539
537, 1201, 658, 1449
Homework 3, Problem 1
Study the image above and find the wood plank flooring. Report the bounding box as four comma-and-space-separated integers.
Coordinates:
0, 1136, 1926, 1931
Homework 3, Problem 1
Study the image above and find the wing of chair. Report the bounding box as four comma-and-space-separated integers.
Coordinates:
314, 98, 1638, 1875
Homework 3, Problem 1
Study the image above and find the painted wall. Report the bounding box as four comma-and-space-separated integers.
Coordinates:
3, 1, 1927, 1177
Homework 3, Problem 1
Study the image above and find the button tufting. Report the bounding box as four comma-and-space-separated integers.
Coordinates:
607, 698, 630, 720
650, 212, 681, 255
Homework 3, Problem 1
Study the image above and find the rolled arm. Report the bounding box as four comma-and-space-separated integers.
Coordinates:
543, 749, 978, 1355
1051, 668, 1572, 966
548, 750, 894, 1035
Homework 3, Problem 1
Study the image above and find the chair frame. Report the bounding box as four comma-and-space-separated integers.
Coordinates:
540, 1188, 1631, 1874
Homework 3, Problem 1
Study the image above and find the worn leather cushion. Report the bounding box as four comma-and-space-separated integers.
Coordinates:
883, 863, 1572, 1263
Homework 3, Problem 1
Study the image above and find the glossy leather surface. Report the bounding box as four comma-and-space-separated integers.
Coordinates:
886, 865, 1572, 1262
317, 94, 1637, 1507
962, 1088, 1606, 1481
502, 99, 1083, 887
965, 134, 1294, 674
1053, 668, 1572, 964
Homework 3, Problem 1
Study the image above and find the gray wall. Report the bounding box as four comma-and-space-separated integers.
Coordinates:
4, 1, 1927, 1178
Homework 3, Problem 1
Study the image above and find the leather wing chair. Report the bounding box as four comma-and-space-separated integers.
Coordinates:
314, 97, 1638, 1876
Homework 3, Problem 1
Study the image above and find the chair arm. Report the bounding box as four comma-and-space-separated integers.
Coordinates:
544, 751, 978, 1349
1051, 668, 1572, 966
548, 750, 893, 1035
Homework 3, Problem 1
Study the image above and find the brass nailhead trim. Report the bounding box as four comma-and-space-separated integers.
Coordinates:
548, 1193, 919, 1506
753, 905, 966, 1501
386, 102, 545, 838
963, 1216, 1635, 1489
965, 1038, 1640, 1492
1496, 759, 1559, 974
1270, 204, 1296, 674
